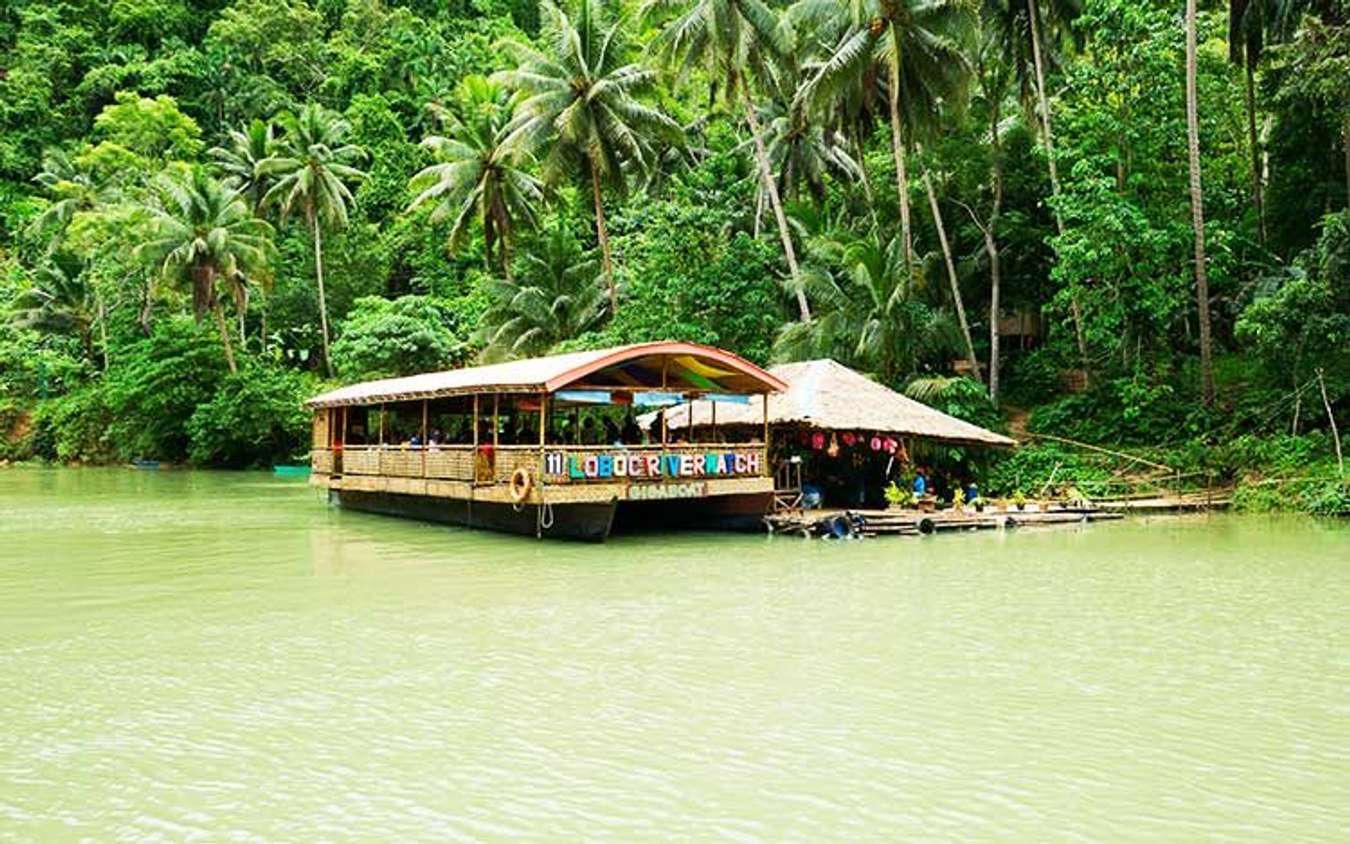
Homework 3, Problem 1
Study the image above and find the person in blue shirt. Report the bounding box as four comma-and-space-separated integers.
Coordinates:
912, 469, 928, 497
965, 481, 979, 503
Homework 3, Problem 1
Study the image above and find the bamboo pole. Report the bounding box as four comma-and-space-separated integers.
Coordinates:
762, 394, 769, 474
1317, 368, 1344, 475
421, 399, 428, 477
1026, 432, 1174, 474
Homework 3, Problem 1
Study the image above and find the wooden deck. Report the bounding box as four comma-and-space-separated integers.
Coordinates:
764, 506, 1124, 538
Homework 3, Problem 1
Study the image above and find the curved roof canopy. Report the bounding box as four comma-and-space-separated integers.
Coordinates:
658, 358, 1016, 448
305, 342, 787, 408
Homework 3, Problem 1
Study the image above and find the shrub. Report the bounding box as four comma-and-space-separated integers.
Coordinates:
187, 363, 317, 467
331, 295, 469, 380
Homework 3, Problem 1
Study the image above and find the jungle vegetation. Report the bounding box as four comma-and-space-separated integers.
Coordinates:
0, 0, 1346, 509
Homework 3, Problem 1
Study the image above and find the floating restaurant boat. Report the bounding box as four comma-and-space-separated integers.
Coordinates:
306, 342, 786, 541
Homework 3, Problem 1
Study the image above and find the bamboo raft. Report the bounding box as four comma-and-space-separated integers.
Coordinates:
764, 506, 1124, 539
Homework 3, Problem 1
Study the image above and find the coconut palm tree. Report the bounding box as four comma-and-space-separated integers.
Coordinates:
982, 0, 1090, 374
137, 168, 273, 375
1186, 0, 1216, 405
28, 149, 122, 239
260, 103, 367, 376
210, 118, 276, 216
645, 0, 814, 320
11, 258, 101, 365
475, 220, 608, 361
774, 226, 964, 384
493, 0, 684, 314
795, 0, 977, 271
751, 57, 862, 208
407, 75, 543, 279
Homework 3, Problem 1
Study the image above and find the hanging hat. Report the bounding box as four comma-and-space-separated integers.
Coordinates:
812, 431, 826, 450
870, 436, 882, 451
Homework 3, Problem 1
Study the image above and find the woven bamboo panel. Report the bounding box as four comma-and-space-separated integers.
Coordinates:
380, 449, 423, 478
536, 483, 625, 504
426, 479, 473, 499
312, 412, 329, 449
311, 449, 334, 474
425, 448, 474, 480
494, 449, 542, 483
343, 449, 380, 475
703, 476, 774, 496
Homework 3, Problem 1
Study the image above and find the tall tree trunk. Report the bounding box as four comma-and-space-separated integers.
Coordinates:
886, 49, 914, 271
1342, 114, 1350, 206
96, 291, 109, 371
1244, 60, 1267, 242
742, 88, 811, 322
1187, 0, 1216, 406
213, 298, 238, 375
310, 206, 334, 377
1028, 0, 1091, 379
987, 96, 1006, 404
923, 170, 980, 382
589, 160, 617, 315
854, 130, 879, 227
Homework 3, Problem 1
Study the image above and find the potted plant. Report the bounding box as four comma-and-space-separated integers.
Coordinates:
1012, 490, 1027, 511
952, 488, 966, 512
884, 481, 907, 510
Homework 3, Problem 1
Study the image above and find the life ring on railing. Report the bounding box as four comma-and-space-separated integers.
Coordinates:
509, 467, 533, 503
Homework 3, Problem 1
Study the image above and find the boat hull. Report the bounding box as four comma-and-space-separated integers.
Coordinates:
331, 489, 617, 541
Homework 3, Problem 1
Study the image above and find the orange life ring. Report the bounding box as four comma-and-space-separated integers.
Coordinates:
509, 467, 533, 503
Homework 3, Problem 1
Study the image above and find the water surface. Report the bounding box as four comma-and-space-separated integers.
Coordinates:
1, 467, 1347, 840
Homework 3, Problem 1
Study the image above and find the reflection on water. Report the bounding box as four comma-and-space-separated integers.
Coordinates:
1, 467, 1347, 840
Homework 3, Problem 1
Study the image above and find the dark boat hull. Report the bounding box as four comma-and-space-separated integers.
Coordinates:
332, 490, 617, 541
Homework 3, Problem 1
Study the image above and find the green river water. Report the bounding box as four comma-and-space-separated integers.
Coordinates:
1, 467, 1347, 841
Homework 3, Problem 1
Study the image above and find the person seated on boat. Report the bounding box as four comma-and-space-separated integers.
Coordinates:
604, 417, 622, 446
408, 432, 423, 447
965, 481, 980, 504
580, 416, 601, 445
913, 469, 928, 497
621, 415, 642, 445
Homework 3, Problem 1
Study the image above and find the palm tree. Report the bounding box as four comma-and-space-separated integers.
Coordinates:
775, 226, 963, 383
260, 104, 367, 376
645, 0, 813, 320
407, 75, 544, 279
28, 149, 122, 239
137, 168, 273, 375
494, 0, 684, 314
1186, 0, 1216, 405
210, 118, 276, 216
796, 0, 976, 271
752, 58, 862, 208
978, 0, 1089, 373
11, 259, 102, 366
474, 220, 608, 361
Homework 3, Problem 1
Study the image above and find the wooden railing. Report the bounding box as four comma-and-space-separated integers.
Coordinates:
312, 442, 768, 484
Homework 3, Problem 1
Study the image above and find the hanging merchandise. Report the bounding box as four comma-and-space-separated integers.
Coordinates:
827, 433, 840, 458
842, 432, 857, 447
870, 436, 882, 452
812, 431, 826, 451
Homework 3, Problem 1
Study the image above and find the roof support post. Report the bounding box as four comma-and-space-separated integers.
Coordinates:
421, 399, 428, 478
762, 395, 770, 473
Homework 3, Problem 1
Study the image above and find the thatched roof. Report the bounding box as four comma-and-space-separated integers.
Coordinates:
658, 359, 1016, 448
305, 341, 787, 408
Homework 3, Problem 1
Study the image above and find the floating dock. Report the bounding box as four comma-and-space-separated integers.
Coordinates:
764, 507, 1124, 538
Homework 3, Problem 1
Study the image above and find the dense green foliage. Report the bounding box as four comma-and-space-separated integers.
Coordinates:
0, 0, 1345, 507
